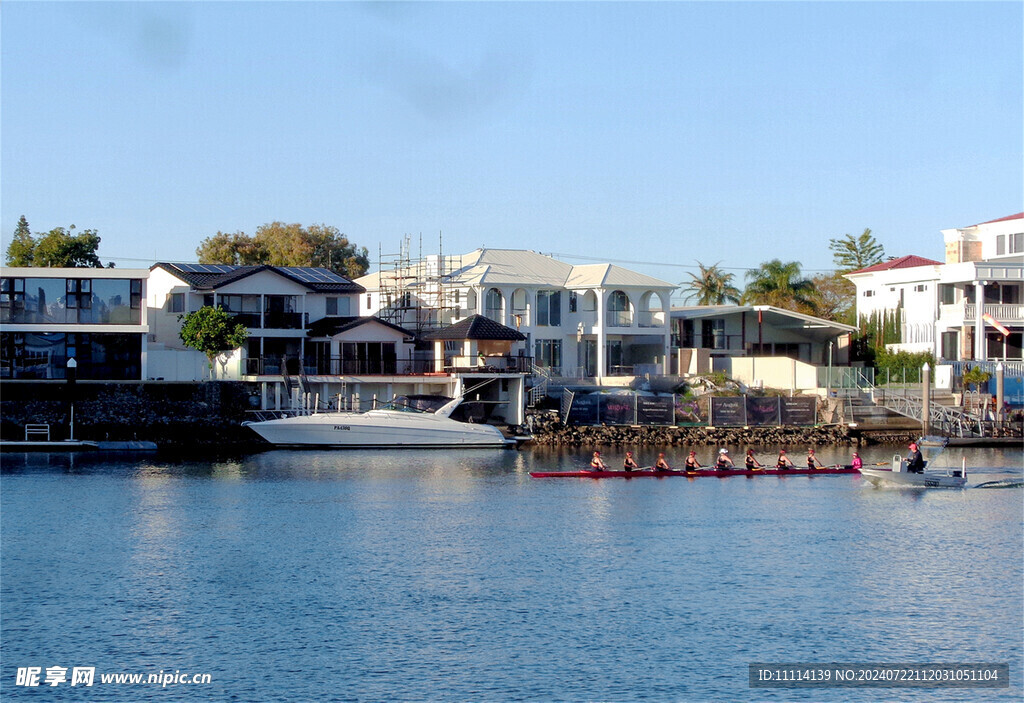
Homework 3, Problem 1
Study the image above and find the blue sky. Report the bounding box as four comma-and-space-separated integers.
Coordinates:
2, 1, 1021, 291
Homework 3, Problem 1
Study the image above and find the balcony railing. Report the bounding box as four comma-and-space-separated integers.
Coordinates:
263, 312, 304, 329
636, 311, 666, 328
443, 355, 533, 374
244, 355, 533, 376
227, 312, 262, 328
964, 304, 1024, 323
606, 310, 633, 328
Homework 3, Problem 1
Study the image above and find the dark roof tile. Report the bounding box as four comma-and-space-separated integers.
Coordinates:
425, 314, 526, 341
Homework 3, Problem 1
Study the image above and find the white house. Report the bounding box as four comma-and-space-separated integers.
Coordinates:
1, 267, 149, 380
356, 248, 676, 383
845, 213, 1024, 363
147, 262, 527, 415
148, 263, 367, 378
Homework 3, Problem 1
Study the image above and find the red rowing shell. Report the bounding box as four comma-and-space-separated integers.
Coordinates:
529, 466, 860, 478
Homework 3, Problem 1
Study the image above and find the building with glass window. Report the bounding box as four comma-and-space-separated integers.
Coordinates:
845, 213, 1024, 364
1, 268, 149, 380
356, 248, 676, 383
148, 263, 367, 378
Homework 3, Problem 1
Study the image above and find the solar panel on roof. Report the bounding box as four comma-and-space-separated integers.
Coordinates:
288, 267, 349, 283
175, 263, 237, 274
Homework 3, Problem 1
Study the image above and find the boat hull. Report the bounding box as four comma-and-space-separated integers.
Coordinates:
530, 466, 859, 478
858, 467, 966, 488
243, 410, 511, 448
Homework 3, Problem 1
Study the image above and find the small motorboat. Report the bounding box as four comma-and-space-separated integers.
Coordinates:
859, 451, 968, 489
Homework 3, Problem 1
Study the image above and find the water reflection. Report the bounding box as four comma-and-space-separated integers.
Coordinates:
1, 445, 1021, 701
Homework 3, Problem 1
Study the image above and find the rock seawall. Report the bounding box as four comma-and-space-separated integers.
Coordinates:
0, 381, 263, 451
525, 410, 913, 447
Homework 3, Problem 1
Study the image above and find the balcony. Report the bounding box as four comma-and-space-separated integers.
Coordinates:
964, 304, 1024, 323
637, 310, 666, 328
244, 355, 532, 377
227, 312, 262, 328
605, 310, 633, 328
263, 311, 304, 329
443, 355, 533, 374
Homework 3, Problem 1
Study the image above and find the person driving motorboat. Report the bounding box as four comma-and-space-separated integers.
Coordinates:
906, 442, 925, 473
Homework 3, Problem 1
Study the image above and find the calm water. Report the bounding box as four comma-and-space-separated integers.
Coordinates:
1, 445, 1021, 702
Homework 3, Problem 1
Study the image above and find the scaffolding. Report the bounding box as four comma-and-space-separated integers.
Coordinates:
376, 234, 464, 336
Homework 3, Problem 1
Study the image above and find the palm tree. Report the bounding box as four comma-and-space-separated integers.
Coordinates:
682, 262, 741, 305
743, 259, 818, 313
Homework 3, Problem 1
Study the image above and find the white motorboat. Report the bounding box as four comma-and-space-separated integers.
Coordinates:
859, 451, 968, 489
242, 395, 514, 448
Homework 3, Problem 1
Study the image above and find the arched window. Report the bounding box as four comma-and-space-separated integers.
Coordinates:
607, 290, 631, 327
511, 288, 529, 326
485, 288, 504, 323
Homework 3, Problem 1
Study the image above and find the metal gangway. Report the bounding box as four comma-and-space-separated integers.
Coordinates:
876, 392, 987, 438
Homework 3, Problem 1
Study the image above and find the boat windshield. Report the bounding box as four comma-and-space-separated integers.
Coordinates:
379, 395, 452, 414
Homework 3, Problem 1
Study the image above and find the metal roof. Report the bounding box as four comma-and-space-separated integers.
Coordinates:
153, 263, 365, 294
845, 255, 942, 276
671, 305, 857, 334
361, 248, 676, 291
566, 263, 676, 289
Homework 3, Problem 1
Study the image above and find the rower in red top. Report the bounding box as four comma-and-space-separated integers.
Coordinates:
589, 451, 608, 472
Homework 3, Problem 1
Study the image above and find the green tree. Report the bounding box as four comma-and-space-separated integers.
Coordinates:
962, 365, 991, 391
873, 348, 935, 385
6, 216, 35, 266
682, 262, 741, 305
33, 226, 105, 268
194, 230, 265, 265
5, 220, 108, 268
809, 272, 856, 324
742, 259, 818, 314
829, 228, 885, 273
178, 306, 249, 377
196, 222, 370, 278
858, 309, 903, 354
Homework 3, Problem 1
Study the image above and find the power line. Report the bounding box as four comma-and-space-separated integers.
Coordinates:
543, 251, 838, 275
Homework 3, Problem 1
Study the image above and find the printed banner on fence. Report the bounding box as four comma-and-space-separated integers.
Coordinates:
746, 396, 781, 426
780, 396, 817, 425
599, 394, 636, 425
566, 392, 600, 425
711, 397, 746, 426
636, 396, 675, 425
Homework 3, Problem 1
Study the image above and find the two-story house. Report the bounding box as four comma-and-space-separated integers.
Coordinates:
845, 213, 1024, 363
356, 248, 676, 383
147, 262, 521, 415
1, 267, 149, 380
148, 263, 370, 378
